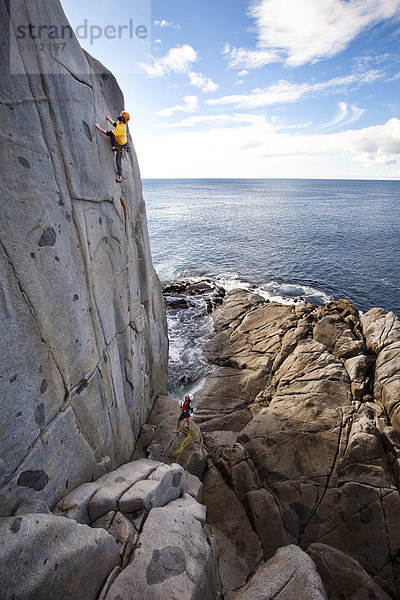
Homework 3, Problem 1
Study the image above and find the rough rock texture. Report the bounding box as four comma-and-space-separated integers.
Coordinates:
361, 308, 400, 431
133, 394, 208, 479
0, 0, 167, 515
53, 458, 186, 524
196, 290, 400, 599
104, 496, 216, 600
57, 459, 214, 600
2, 459, 215, 599
308, 543, 393, 600
0, 512, 121, 600
233, 545, 327, 600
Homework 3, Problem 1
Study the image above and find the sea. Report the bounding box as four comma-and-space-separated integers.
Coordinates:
142, 179, 400, 392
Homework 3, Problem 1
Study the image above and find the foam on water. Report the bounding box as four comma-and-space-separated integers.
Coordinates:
144, 178, 400, 393
164, 273, 332, 393
212, 273, 332, 306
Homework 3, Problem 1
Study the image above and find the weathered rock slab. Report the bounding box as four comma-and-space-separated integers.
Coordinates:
233, 545, 327, 600
307, 543, 392, 600
104, 502, 216, 600
0, 513, 120, 600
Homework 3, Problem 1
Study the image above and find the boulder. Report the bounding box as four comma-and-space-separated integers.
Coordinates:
118, 463, 186, 513
14, 499, 52, 516
54, 459, 185, 525
233, 545, 327, 600
88, 459, 160, 521
207, 525, 250, 600
0, 513, 120, 600
313, 315, 365, 359
361, 309, 400, 353
344, 354, 372, 401
103, 501, 216, 600
195, 367, 266, 432
307, 543, 392, 600
245, 488, 296, 559
53, 481, 100, 524
202, 462, 263, 572
92, 511, 137, 568
361, 309, 400, 431
186, 472, 204, 502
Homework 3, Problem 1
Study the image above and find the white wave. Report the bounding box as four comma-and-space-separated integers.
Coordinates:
213, 273, 332, 306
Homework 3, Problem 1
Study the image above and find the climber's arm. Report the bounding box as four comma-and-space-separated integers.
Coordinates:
95, 122, 107, 135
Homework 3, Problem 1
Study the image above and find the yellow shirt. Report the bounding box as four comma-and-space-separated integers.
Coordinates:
113, 121, 127, 146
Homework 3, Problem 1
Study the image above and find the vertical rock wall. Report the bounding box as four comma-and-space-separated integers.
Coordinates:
0, 0, 168, 515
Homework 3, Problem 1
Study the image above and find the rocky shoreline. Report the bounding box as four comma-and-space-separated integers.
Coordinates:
2, 0, 400, 596
2, 288, 400, 599
138, 289, 400, 599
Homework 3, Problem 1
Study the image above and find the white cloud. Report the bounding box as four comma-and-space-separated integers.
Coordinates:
140, 45, 218, 92
188, 71, 219, 93
154, 19, 180, 29
223, 0, 400, 69
224, 45, 281, 69
157, 113, 272, 128
156, 96, 199, 117
136, 116, 400, 178
140, 44, 198, 78
323, 102, 366, 128
207, 71, 382, 108
238, 70, 250, 76
154, 39, 162, 45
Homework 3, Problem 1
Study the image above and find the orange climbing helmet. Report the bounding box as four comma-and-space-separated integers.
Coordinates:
121, 111, 130, 122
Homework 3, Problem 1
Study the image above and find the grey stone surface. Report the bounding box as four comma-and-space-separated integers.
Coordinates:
0, 513, 121, 600
54, 459, 159, 523
53, 481, 99, 524
118, 462, 186, 513
93, 511, 137, 567
104, 502, 216, 600
186, 471, 203, 502
361, 309, 400, 431
308, 543, 392, 600
234, 545, 327, 600
0, 0, 167, 515
14, 499, 52, 516
168, 493, 207, 526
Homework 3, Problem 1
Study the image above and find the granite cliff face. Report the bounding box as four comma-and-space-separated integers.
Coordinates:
0, 0, 167, 516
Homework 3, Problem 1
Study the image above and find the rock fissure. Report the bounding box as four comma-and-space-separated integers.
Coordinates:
0, 238, 69, 400
48, 54, 93, 88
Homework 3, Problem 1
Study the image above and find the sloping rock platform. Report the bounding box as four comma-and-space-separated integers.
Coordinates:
194, 290, 400, 599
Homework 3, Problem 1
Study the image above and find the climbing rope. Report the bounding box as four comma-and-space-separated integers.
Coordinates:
171, 426, 192, 458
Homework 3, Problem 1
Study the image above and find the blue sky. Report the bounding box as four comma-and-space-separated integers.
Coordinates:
60, 0, 400, 179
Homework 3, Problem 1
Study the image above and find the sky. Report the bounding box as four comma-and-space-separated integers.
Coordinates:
60, 0, 400, 179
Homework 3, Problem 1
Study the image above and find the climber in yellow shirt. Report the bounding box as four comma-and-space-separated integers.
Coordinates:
95, 110, 130, 183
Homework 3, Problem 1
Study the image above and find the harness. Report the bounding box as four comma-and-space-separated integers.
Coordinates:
182, 398, 193, 416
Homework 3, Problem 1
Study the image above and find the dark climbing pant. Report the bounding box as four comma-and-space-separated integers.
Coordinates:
106, 131, 127, 177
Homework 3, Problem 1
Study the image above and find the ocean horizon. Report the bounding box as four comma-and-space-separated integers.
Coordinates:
143, 177, 400, 315
142, 177, 400, 390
